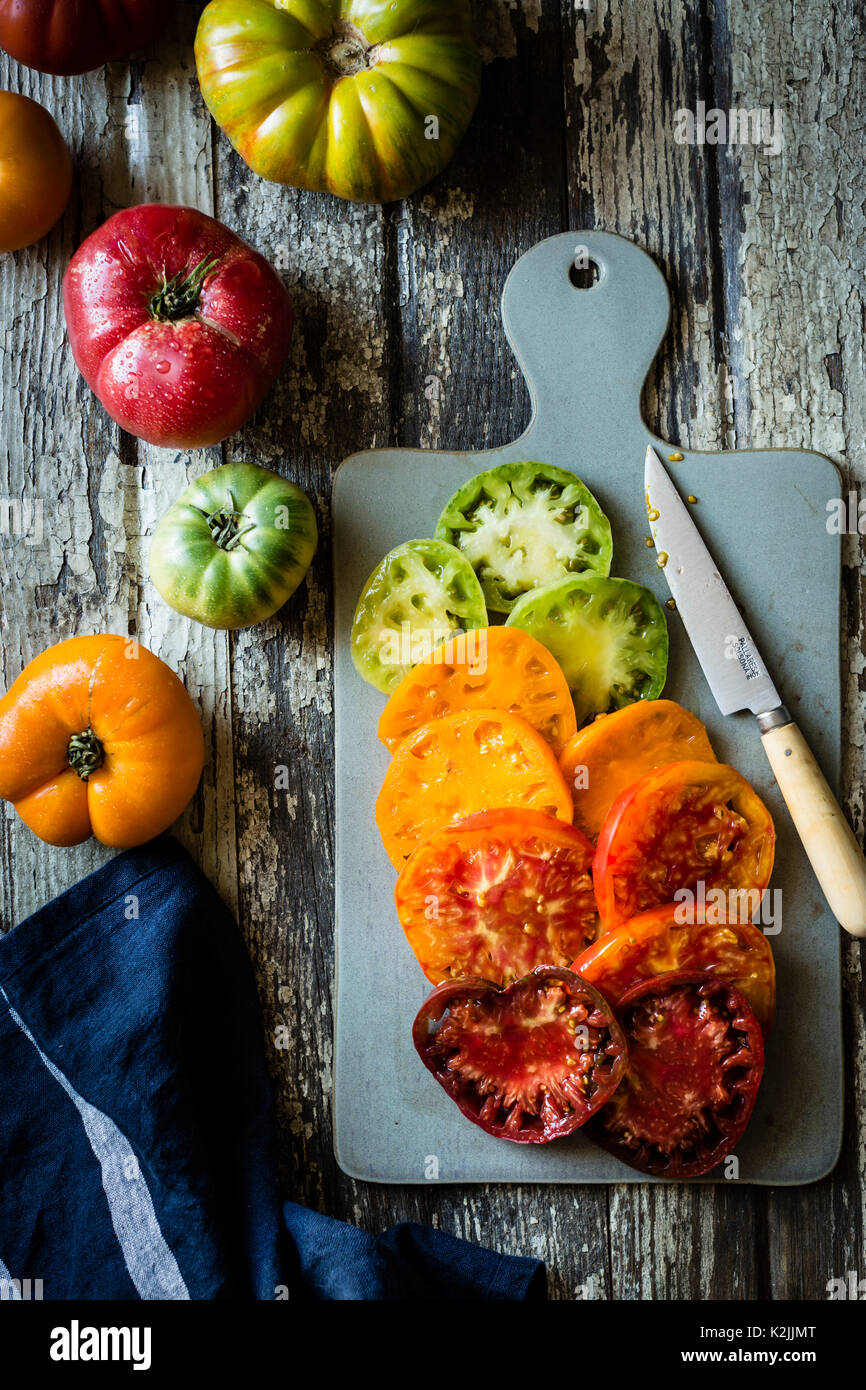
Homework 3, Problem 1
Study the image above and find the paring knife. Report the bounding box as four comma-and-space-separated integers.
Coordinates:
645, 445, 866, 939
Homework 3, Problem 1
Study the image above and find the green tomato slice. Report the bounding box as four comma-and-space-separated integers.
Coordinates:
506, 576, 669, 727
435, 461, 613, 614
149, 462, 317, 630
352, 539, 487, 694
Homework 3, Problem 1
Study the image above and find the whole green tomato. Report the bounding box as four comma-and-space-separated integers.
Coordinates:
149, 463, 318, 630
195, 0, 482, 204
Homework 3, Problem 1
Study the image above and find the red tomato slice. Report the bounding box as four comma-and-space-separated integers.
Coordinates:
583, 970, 765, 1176
413, 967, 627, 1144
592, 760, 775, 929
395, 809, 599, 986
573, 906, 776, 1034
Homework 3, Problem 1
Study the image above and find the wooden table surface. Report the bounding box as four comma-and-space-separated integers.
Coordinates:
2, 1, 864, 1300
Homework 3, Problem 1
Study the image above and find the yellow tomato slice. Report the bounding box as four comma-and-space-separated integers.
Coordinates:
375, 709, 573, 869
560, 698, 716, 839
378, 626, 577, 756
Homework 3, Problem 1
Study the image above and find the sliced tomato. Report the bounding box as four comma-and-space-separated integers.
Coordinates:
592, 760, 775, 929
351, 538, 487, 695
573, 906, 776, 1034
413, 967, 627, 1143
434, 461, 612, 613
396, 809, 599, 986
376, 709, 573, 869
560, 698, 717, 839
583, 970, 765, 1176
378, 625, 577, 756
506, 575, 669, 726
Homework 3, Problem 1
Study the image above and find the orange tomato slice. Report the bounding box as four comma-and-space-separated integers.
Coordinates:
378, 626, 577, 756
573, 905, 776, 1034
559, 698, 716, 839
375, 709, 573, 870
395, 808, 599, 985
592, 760, 775, 930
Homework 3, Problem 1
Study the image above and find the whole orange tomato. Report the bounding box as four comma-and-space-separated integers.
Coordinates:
0, 91, 72, 253
0, 636, 205, 848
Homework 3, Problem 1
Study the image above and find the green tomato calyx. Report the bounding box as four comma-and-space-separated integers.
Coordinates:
68, 728, 104, 782
317, 22, 379, 78
149, 254, 220, 322
200, 491, 256, 552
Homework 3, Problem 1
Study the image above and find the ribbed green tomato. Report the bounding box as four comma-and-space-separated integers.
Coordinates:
194, 0, 482, 204
149, 463, 318, 630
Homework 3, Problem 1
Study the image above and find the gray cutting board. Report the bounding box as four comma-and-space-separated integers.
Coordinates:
332, 230, 843, 1185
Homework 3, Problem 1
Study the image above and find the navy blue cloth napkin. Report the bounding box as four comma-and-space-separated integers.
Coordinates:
0, 836, 544, 1301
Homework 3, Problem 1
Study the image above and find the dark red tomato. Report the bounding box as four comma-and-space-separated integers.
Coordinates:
63, 204, 292, 449
573, 905, 776, 1035
583, 970, 765, 1177
395, 808, 600, 987
413, 967, 627, 1144
0, 0, 174, 76
593, 759, 775, 929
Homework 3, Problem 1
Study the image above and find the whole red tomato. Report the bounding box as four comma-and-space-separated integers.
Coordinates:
0, 0, 174, 76
63, 204, 293, 449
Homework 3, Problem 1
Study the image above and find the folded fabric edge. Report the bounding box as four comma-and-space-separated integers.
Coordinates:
283, 1201, 547, 1301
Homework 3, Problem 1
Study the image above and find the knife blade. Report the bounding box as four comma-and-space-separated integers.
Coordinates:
644, 446, 782, 718
644, 444, 866, 938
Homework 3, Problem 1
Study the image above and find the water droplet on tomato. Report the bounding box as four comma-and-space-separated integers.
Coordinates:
155, 360, 171, 374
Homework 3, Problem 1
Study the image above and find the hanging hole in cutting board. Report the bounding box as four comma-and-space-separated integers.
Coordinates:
569, 257, 600, 289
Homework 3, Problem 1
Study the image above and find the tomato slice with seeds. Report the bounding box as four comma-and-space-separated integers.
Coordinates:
376, 709, 573, 870
378, 625, 577, 756
583, 970, 765, 1177
573, 905, 776, 1034
395, 808, 599, 986
592, 760, 775, 929
560, 698, 717, 839
506, 575, 669, 727
413, 967, 627, 1144
434, 461, 613, 614
351, 538, 487, 695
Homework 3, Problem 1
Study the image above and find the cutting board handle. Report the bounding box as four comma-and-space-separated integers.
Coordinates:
501, 231, 671, 451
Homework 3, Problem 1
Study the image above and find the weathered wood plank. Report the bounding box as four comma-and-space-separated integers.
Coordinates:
721, 0, 866, 1300
212, 161, 391, 1212
564, 0, 767, 1299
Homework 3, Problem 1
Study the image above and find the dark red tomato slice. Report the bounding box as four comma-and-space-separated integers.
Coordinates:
583, 970, 765, 1177
593, 760, 775, 929
413, 967, 627, 1144
395, 808, 599, 987
573, 905, 776, 1035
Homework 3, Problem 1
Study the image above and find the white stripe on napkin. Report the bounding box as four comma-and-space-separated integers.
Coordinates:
0, 1254, 23, 1299
1, 990, 189, 1301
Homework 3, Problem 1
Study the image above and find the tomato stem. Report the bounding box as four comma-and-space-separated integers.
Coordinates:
198, 490, 256, 552
67, 729, 104, 781
149, 255, 219, 322
317, 21, 378, 78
